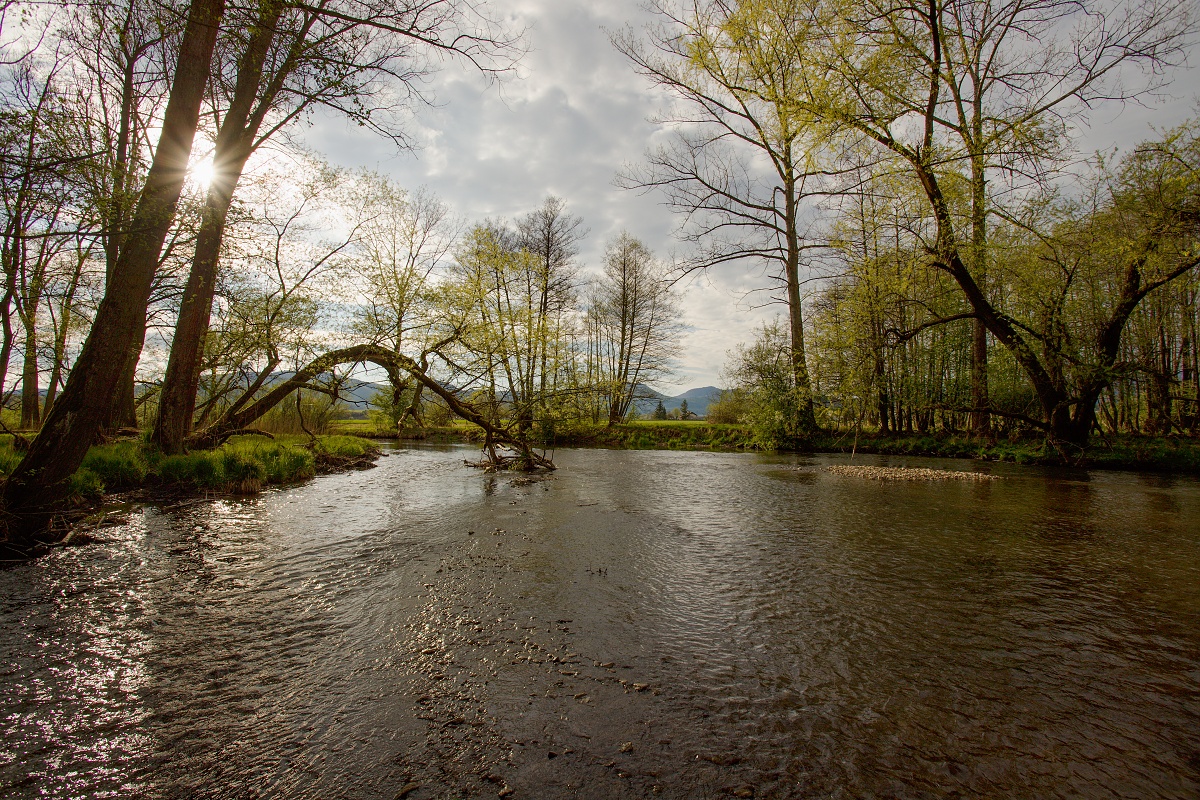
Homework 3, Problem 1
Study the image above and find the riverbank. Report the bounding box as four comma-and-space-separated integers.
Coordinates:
805, 430, 1200, 473
328, 420, 1200, 473
0, 434, 381, 551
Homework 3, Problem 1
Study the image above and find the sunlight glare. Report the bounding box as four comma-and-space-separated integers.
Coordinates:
190, 156, 217, 190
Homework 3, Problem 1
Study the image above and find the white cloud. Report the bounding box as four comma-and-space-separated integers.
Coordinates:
302, 0, 1200, 390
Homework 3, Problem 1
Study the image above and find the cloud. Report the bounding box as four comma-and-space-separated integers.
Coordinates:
302, 0, 1200, 390
302, 0, 779, 388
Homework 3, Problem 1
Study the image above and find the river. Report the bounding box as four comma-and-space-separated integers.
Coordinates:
2, 445, 1198, 799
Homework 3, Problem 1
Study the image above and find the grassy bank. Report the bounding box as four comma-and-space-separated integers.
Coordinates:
0, 434, 379, 503
330, 419, 481, 442
544, 421, 758, 451
330, 419, 759, 450
332, 417, 1200, 473
802, 431, 1200, 473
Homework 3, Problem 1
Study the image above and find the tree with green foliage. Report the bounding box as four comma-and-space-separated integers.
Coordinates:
716, 0, 1194, 447
4, 0, 226, 540
613, 1, 836, 434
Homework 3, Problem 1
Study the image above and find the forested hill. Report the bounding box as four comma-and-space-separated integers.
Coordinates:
633, 386, 722, 416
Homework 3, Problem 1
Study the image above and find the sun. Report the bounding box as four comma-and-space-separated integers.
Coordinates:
190, 155, 217, 190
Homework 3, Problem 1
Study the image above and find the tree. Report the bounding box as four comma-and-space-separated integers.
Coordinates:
514, 195, 585, 425
4, 0, 227, 536
153, 0, 521, 453
587, 232, 681, 425
451, 222, 560, 436
0, 56, 75, 429
653, 398, 667, 419
613, 1, 844, 434
680, 397, 689, 418
726, 0, 1194, 446
727, 318, 816, 448
61, 0, 174, 429
349, 177, 457, 428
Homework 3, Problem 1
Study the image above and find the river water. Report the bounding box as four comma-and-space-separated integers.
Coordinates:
2, 445, 1198, 799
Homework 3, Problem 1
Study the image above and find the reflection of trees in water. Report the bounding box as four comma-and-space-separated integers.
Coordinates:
1038, 479, 1097, 542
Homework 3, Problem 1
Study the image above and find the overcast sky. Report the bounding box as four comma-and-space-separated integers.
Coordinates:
303, 0, 1199, 392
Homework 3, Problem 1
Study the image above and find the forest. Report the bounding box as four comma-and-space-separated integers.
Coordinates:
2, 0, 1199, 549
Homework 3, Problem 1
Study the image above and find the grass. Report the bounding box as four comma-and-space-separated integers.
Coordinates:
803, 430, 1200, 472
278, 415, 1200, 473
541, 420, 757, 451
311, 434, 374, 458
0, 433, 374, 500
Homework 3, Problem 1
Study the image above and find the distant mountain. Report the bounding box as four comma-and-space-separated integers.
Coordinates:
632, 385, 723, 417
170, 370, 723, 420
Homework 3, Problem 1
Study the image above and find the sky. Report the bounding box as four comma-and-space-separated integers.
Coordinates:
303, 0, 1200, 392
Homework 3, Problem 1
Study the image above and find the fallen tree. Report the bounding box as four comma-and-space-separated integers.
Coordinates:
187, 343, 555, 470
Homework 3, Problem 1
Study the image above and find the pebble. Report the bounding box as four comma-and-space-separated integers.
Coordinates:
826, 465, 999, 481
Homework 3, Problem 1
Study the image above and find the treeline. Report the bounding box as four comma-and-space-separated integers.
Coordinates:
617, 0, 1199, 450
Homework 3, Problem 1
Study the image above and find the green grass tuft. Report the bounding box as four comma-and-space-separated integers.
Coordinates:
81, 441, 149, 490
311, 435, 372, 458
67, 468, 106, 501
158, 451, 226, 487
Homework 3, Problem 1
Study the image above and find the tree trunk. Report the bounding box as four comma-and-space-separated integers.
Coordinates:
3, 0, 226, 537
20, 314, 38, 428
105, 344, 141, 430
0, 287, 14, 409
154, 2, 286, 454
970, 319, 989, 436
783, 168, 817, 434
969, 129, 991, 438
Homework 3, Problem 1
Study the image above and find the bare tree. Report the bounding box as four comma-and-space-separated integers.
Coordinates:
613, 2, 859, 433
588, 232, 682, 425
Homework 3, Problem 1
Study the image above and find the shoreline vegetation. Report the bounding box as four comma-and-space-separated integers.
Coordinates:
3, 419, 1195, 556
0, 434, 380, 555
330, 420, 1200, 475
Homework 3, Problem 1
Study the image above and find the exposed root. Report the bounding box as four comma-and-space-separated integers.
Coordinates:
464, 447, 555, 473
